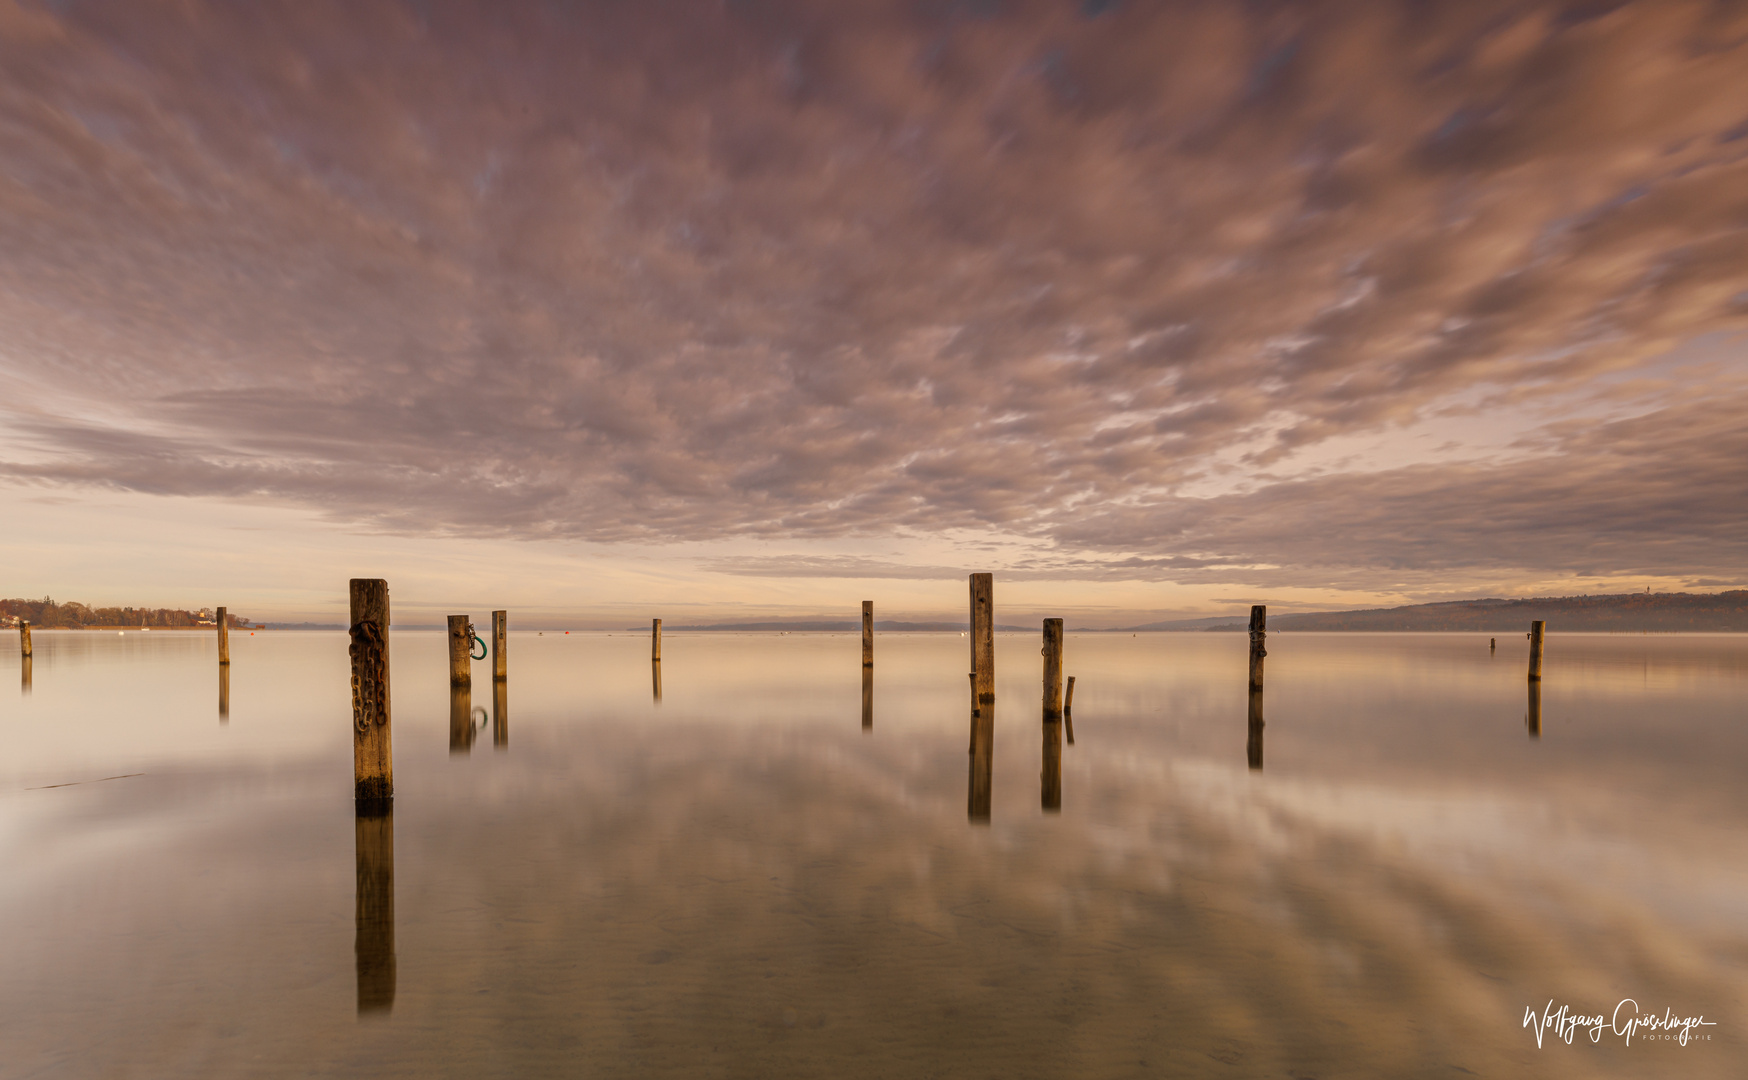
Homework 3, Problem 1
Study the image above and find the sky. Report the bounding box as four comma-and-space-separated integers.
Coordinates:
2, 0, 1746, 627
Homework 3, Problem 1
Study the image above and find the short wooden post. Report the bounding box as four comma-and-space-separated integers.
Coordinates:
1528, 621, 1545, 680
355, 806, 396, 1014
18, 620, 31, 658
1248, 605, 1266, 691
1247, 688, 1264, 770
652, 618, 662, 662
1490, 637, 1496, 652
349, 579, 392, 805
447, 615, 471, 687
1041, 716, 1062, 812
219, 664, 230, 723
449, 684, 472, 754
861, 665, 873, 730
491, 610, 507, 680
862, 601, 873, 666
217, 607, 230, 665
492, 678, 508, 749
1042, 618, 1064, 720
1526, 679, 1541, 738
1064, 675, 1076, 745
969, 573, 994, 711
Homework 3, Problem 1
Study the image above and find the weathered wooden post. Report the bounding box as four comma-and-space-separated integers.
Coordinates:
1247, 688, 1264, 770
968, 698, 993, 823
18, 619, 31, 659
651, 618, 662, 662
1041, 716, 1062, 812
1064, 675, 1076, 745
447, 615, 472, 688
861, 666, 873, 730
1528, 621, 1545, 680
1042, 618, 1064, 720
652, 659, 662, 702
449, 685, 473, 754
492, 678, 508, 749
1526, 679, 1541, 738
1248, 605, 1266, 691
219, 664, 230, 723
355, 806, 396, 1014
217, 607, 230, 665
491, 610, 507, 680
1490, 637, 1496, 653
969, 574, 994, 714
20, 655, 30, 695
862, 601, 873, 667
349, 579, 392, 805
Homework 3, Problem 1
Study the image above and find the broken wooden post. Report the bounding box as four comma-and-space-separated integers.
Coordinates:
217, 607, 230, 665
1528, 621, 1545, 680
491, 609, 507, 681
19, 619, 31, 658
969, 573, 994, 712
492, 678, 508, 749
1064, 675, 1076, 745
355, 805, 396, 1014
1248, 605, 1266, 691
1526, 679, 1541, 738
861, 666, 873, 730
862, 601, 873, 667
349, 579, 392, 805
652, 618, 662, 662
447, 615, 472, 688
1042, 618, 1064, 721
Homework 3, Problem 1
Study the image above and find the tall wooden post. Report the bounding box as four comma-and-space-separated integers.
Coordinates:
652, 618, 662, 662
1526, 679, 1541, 738
1247, 688, 1264, 770
969, 574, 994, 713
491, 610, 507, 680
1248, 605, 1266, 690
217, 607, 230, 665
355, 806, 396, 1014
1042, 618, 1064, 720
861, 666, 873, 730
1041, 717, 1062, 812
19, 620, 31, 658
492, 678, 508, 749
861, 601, 873, 666
1528, 621, 1545, 680
349, 579, 392, 805
219, 664, 230, 723
447, 615, 472, 687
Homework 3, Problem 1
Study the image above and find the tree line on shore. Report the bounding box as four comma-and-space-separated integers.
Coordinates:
1, 597, 253, 629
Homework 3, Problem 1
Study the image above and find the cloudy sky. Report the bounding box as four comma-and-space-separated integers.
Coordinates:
2, 0, 1746, 626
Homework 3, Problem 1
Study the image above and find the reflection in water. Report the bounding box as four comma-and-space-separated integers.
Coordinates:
861, 666, 872, 730
492, 678, 508, 749
1526, 679, 1541, 739
652, 659, 662, 703
19, 655, 28, 696
218, 664, 230, 723
1247, 688, 1264, 770
449, 685, 473, 754
354, 807, 396, 1015
967, 702, 993, 822
1041, 717, 1062, 812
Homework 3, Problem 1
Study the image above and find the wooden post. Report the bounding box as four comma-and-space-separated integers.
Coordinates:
1042, 618, 1063, 721
1526, 679, 1541, 738
355, 806, 396, 1014
20, 655, 30, 695
492, 678, 508, 749
349, 579, 392, 805
1248, 605, 1266, 691
652, 618, 662, 662
969, 573, 994, 710
447, 615, 471, 687
1247, 688, 1264, 770
219, 664, 230, 723
1064, 675, 1076, 745
861, 601, 873, 667
217, 607, 230, 665
1041, 717, 1062, 812
652, 658, 662, 702
861, 665, 873, 730
1490, 637, 1496, 652
1528, 621, 1545, 680
968, 700, 993, 822
18, 620, 31, 658
491, 610, 507, 680
449, 684, 472, 754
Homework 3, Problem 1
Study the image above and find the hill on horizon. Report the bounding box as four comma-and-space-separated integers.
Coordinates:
1128, 590, 1748, 633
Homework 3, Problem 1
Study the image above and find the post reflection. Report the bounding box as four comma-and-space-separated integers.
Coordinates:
968, 702, 993, 823
492, 678, 508, 749
1247, 688, 1264, 771
861, 666, 872, 731
20, 655, 30, 696
354, 807, 396, 1015
218, 664, 230, 723
652, 659, 662, 703
1526, 679, 1541, 739
1041, 717, 1062, 812
449, 685, 473, 754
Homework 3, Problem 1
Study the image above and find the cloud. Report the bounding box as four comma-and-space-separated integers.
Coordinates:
1, 0, 1746, 588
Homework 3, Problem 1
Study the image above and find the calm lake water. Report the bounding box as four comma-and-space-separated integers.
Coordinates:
2, 629, 1744, 1078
